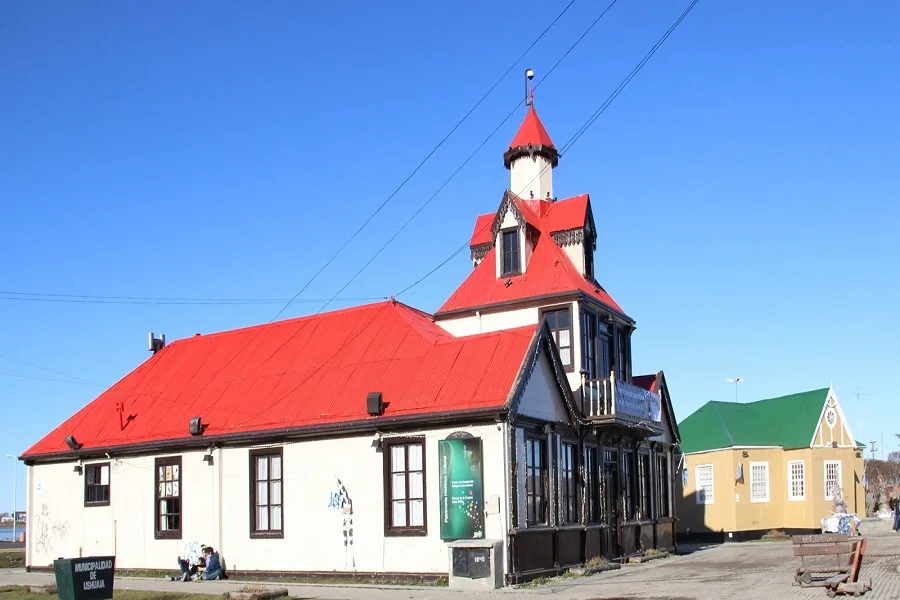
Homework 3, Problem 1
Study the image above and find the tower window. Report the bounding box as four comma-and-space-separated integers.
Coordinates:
501, 230, 520, 275
584, 243, 594, 279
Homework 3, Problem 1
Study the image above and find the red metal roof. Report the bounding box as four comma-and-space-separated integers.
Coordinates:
468, 194, 589, 248
450, 194, 624, 316
23, 301, 537, 458
632, 374, 660, 393
509, 106, 555, 149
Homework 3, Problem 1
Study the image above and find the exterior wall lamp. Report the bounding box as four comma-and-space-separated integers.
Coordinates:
73, 465, 83, 475
203, 454, 214, 466
742, 451, 749, 458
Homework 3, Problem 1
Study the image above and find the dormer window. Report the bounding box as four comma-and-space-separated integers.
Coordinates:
501, 229, 520, 275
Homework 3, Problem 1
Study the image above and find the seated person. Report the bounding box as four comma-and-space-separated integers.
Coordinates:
177, 544, 207, 582
193, 546, 224, 581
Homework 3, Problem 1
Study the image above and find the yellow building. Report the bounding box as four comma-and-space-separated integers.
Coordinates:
676, 387, 865, 541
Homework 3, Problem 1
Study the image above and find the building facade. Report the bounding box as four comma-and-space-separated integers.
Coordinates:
21, 105, 680, 584
676, 387, 865, 540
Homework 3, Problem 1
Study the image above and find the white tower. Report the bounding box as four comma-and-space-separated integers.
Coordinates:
503, 100, 558, 201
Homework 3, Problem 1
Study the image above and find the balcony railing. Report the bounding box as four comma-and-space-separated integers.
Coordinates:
581, 371, 662, 423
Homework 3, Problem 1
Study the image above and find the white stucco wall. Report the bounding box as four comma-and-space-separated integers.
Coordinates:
27, 424, 508, 576
436, 305, 539, 337
510, 155, 553, 201
561, 243, 585, 278
516, 351, 570, 424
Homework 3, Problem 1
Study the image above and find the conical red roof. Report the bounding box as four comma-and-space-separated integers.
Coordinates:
508, 106, 555, 149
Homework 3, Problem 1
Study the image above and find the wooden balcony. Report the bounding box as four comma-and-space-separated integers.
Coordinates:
580, 372, 662, 430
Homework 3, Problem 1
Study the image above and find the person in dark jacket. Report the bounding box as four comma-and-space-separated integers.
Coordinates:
193, 546, 223, 581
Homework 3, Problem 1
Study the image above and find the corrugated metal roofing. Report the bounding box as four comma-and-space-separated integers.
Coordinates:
23, 301, 537, 458
678, 388, 831, 453
508, 106, 556, 149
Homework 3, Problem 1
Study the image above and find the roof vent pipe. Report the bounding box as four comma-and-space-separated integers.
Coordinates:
149, 332, 166, 354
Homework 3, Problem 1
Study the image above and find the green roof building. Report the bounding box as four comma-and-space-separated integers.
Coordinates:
676, 386, 865, 540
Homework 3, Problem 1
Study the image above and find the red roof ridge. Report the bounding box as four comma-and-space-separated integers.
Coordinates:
168, 299, 396, 345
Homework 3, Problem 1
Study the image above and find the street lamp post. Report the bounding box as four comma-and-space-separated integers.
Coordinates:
5, 455, 15, 544
726, 377, 744, 402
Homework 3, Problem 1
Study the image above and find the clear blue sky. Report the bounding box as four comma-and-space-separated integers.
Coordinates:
1, 1, 898, 511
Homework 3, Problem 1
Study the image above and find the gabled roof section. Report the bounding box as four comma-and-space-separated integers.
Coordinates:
453, 192, 625, 318
679, 387, 832, 454
634, 371, 681, 445
22, 301, 539, 460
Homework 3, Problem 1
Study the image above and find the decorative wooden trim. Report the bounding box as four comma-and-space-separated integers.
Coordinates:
470, 242, 492, 263
503, 143, 560, 169
551, 228, 585, 247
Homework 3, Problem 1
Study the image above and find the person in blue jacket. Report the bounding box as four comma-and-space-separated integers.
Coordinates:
193, 546, 224, 581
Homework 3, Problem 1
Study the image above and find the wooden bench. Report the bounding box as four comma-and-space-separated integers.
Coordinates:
792, 534, 870, 596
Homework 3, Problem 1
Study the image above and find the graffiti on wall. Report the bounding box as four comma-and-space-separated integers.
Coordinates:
327, 477, 355, 568
32, 503, 69, 556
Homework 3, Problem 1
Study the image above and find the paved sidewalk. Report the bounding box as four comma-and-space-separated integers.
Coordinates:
1, 520, 898, 600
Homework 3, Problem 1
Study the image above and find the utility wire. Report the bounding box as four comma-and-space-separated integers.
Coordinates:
396, 0, 700, 298
0, 352, 105, 386
0, 291, 387, 306
315, 0, 620, 314
268, 0, 579, 323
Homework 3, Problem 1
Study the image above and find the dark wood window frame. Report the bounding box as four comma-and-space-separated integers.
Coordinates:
525, 435, 549, 526
584, 446, 599, 523
580, 306, 612, 381
84, 462, 110, 507
584, 235, 594, 280
540, 305, 574, 372
559, 441, 579, 524
622, 451, 636, 522
615, 326, 630, 382
250, 447, 284, 539
383, 437, 427, 537
154, 456, 182, 540
656, 453, 670, 518
638, 452, 651, 520
501, 229, 521, 276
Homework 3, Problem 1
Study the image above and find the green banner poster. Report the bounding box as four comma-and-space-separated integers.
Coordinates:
439, 436, 485, 541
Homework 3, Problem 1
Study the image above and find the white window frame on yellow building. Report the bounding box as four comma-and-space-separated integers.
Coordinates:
787, 460, 805, 501
749, 461, 769, 503
824, 460, 842, 501
695, 464, 714, 505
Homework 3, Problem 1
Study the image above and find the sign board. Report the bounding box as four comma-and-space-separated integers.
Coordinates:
439, 436, 485, 541
53, 556, 115, 600
615, 384, 662, 423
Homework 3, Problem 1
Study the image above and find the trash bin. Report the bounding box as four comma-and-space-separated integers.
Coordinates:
53, 556, 115, 600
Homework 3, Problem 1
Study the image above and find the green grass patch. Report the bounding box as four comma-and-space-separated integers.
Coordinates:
116, 569, 446, 587
519, 569, 582, 588
0, 588, 224, 600
0, 551, 25, 569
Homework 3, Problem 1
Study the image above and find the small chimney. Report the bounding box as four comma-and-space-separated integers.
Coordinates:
149, 332, 167, 354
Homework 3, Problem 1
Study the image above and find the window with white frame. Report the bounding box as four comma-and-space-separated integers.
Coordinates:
825, 460, 842, 500
695, 464, 714, 505
750, 462, 770, 503
788, 460, 805, 501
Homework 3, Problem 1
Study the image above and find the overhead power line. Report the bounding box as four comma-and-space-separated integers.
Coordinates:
315, 0, 620, 314
269, 0, 579, 322
0, 290, 387, 306
396, 0, 701, 298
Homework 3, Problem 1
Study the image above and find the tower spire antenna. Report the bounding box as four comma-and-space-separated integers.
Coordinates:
525, 68, 535, 106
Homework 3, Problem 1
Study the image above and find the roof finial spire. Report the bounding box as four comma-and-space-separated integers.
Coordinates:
525, 68, 535, 107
